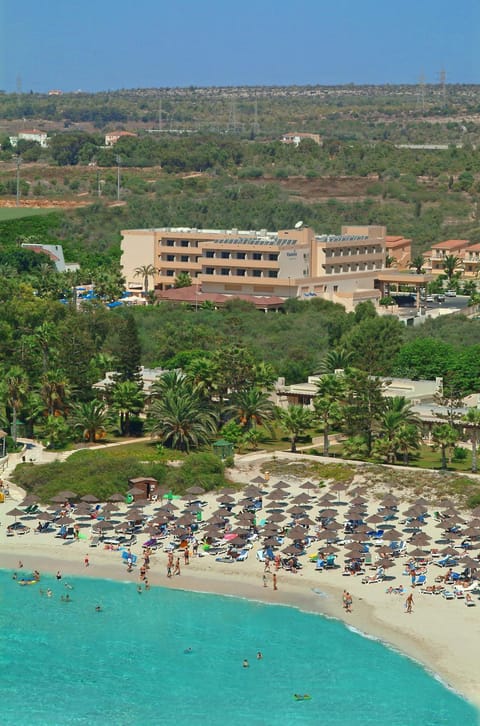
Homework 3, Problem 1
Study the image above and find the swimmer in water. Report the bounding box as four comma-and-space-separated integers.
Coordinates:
242, 659, 249, 668
64, 583, 74, 590
46, 588, 52, 598
184, 647, 192, 654
256, 651, 263, 660
95, 605, 102, 612
137, 585, 142, 594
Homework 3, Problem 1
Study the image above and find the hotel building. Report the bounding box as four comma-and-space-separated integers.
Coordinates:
121, 224, 387, 310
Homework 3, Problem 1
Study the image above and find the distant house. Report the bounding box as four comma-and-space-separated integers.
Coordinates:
10, 128, 48, 148
385, 235, 411, 269
48, 89, 63, 96
281, 132, 321, 147
422, 239, 468, 276
20, 243, 75, 272
105, 131, 137, 147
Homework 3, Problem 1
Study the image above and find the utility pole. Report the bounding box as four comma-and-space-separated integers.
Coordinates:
253, 95, 259, 137
418, 72, 426, 112
439, 68, 447, 107
15, 155, 21, 207
116, 154, 121, 201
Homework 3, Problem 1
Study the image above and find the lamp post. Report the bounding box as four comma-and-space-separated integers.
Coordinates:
15, 155, 21, 207
116, 154, 121, 201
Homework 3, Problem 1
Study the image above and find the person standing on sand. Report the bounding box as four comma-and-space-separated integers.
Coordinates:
345, 592, 353, 613
273, 573, 278, 591
84, 555, 89, 567
405, 592, 414, 613
174, 557, 181, 576
263, 573, 268, 588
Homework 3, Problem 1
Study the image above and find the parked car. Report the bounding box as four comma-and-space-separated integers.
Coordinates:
435, 294, 445, 302
425, 296, 434, 303
445, 290, 457, 297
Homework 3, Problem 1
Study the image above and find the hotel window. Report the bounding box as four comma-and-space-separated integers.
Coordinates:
221, 268, 230, 276
180, 240, 189, 247
221, 251, 230, 259
236, 269, 246, 276
180, 255, 189, 262
268, 270, 278, 278
166, 255, 175, 262
166, 270, 174, 277
253, 253, 262, 260
268, 253, 278, 261
333, 285, 338, 292
166, 240, 174, 247
205, 250, 215, 258
205, 267, 214, 275
252, 270, 262, 277
236, 252, 246, 260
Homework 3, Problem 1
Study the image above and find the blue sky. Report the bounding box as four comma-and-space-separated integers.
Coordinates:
2, 0, 479, 92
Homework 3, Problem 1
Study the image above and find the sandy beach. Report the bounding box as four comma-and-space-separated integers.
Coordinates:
1, 449, 480, 712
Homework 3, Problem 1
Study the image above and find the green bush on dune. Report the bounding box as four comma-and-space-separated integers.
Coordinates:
11, 448, 229, 502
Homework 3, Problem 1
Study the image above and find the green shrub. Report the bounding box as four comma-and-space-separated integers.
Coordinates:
165, 452, 227, 492
11, 450, 169, 502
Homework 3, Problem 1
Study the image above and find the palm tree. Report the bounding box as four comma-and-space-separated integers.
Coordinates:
110, 380, 145, 436
316, 348, 353, 375
395, 424, 421, 465
375, 398, 420, 463
134, 264, 157, 295
277, 405, 313, 453
147, 387, 217, 452
462, 407, 480, 473
2, 367, 29, 446
431, 423, 458, 470
34, 322, 59, 374
39, 370, 72, 416
314, 374, 345, 456
409, 254, 425, 275
174, 272, 193, 288
231, 387, 276, 432
70, 400, 108, 443
442, 254, 462, 283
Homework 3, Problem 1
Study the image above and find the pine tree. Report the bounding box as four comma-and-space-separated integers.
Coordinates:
116, 314, 142, 384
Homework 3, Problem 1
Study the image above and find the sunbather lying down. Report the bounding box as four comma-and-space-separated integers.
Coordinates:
420, 585, 444, 595
385, 585, 406, 595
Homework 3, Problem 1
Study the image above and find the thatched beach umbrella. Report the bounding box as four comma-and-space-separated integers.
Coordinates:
7, 507, 24, 521
58, 490, 78, 500
108, 492, 125, 502
186, 485, 205, 495
81, 494, 100, 504
50, 495, 66, 504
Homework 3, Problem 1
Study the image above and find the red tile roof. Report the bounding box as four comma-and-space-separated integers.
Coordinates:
156, 286, 285, 309
431, 239, 468, 250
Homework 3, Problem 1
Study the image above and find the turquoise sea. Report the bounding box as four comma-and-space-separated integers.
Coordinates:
0, 570, 477, 726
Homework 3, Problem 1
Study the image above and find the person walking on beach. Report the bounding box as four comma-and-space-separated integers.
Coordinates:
345, 592, 353, 613
405, 592, 414, 613
263, 573, 268, 588
84, 555, 89, 567
273, 573, 278, 591
174, 557, 181, 576
184, 547, 190, 565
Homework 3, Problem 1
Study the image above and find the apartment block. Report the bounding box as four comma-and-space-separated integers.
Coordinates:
422, 239, 468, 276
385, 235, 412, 268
